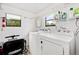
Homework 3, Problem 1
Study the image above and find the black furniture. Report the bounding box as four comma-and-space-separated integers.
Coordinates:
0, 46, 3, 55
3, 39, 25, 55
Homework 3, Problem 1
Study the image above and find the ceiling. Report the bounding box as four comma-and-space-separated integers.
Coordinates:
3, 3, 63, 14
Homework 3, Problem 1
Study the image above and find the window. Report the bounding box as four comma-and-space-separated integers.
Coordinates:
6, 14, 21, 27
45, 14, 57, 27
45, 19, 56, 27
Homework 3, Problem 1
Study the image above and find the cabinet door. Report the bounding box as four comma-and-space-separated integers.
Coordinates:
41, 39, 64, 55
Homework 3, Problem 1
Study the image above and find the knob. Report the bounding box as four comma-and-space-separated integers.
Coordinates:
41, 41, 43, 44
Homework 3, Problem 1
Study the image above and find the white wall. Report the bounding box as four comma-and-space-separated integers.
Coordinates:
0, 4, 36, 46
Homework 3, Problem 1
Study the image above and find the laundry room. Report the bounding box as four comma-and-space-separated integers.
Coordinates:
0, 3, 79, 55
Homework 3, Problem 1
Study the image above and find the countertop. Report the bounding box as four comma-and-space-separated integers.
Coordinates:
36, 31, 74, 43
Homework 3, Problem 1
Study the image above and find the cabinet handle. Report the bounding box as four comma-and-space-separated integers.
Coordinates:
41, 41, 43, 44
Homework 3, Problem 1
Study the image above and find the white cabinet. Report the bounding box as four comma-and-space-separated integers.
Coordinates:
41, 40, 63, 55
29, 32, 75, 55
39, 39, 63, 55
